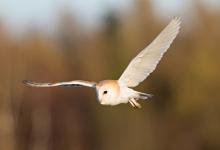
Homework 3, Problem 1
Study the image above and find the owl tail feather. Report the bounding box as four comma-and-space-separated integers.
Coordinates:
136, 92, 153, 100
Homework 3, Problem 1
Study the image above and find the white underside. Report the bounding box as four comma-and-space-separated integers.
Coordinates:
100, 86, 138, 106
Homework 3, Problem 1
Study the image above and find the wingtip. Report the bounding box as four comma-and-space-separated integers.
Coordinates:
172, 16, 181, 21
22, 80, 32, 86
169, 16, 181, 34
22, 80, 28, 84
172, 16, 181, 26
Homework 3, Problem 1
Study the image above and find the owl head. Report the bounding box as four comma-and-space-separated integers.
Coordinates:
96, 80, 120, 105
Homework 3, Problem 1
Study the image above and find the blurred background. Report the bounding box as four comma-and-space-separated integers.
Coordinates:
0, 0, 220, 150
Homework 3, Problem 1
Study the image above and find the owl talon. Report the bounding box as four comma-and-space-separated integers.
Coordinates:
129, 100, 135, 108
129, 99, 142, 109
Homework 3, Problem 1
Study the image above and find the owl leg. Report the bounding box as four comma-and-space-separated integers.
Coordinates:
129, 98, 142, 109
129, 100, 135, 108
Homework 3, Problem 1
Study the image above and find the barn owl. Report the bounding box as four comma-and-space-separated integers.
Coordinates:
23, 18, 181, 108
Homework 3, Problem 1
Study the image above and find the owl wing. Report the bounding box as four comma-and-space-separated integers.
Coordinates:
118, 17, 181, 87
23, 80, 96, 88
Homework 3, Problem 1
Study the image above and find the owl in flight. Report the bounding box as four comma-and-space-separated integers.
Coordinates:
23, 18, 181, 108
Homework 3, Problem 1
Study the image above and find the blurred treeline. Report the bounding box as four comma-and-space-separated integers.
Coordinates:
0, 1, 220, 150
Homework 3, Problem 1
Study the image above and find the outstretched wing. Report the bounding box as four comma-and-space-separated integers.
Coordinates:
118, 17, 181, 87
23, 80, 96, 88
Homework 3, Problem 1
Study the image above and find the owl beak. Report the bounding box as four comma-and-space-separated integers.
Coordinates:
97, 94, 104, 104
98, 96, 102, 103
96, 88, 102, 103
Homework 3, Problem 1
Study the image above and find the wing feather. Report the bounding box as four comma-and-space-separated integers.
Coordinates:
118, 17, 181, 87
23, 80, 96, 88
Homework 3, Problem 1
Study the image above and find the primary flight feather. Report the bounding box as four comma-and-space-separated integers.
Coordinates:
23, 18, 181, 109
118, 17, 181, 87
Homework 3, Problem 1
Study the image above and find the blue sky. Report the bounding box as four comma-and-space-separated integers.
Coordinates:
0, 0, 219, 34
0, 0, 133, 33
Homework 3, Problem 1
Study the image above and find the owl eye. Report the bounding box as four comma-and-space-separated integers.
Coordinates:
103, 90, 108, 95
